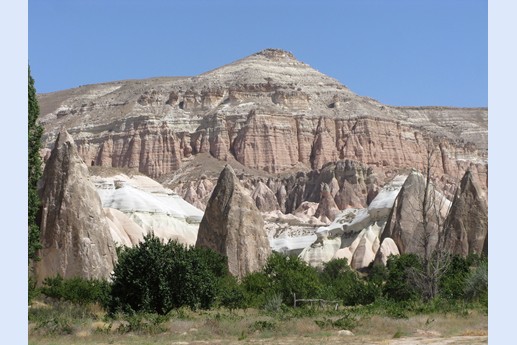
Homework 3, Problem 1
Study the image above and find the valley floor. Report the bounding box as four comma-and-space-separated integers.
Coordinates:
28, 307, 487, 345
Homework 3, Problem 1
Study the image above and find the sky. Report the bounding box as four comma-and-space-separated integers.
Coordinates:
29, 0, 487, 108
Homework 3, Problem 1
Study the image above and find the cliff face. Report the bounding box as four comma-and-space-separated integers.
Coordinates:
38, 49, 487, 202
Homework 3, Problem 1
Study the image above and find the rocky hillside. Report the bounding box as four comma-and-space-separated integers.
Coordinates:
38, 48, 487, 210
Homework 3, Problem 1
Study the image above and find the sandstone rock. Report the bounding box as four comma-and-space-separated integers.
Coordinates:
444, 170, 488, 256
251, 181, 279, 212
337, 330, 354, 336
196, 165, 271, 278
380, 171, 451, 256
35, 130, 117, 283
374, 237, 400, 265
299, 175, 406, 269
93, 174, 203, 246
314, 183, 340, 222
103, 208, 144, 247
38, 49, 487, 196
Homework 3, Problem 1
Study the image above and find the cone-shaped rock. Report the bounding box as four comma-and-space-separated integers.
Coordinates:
196, 165, 271, 278
380, 171, 450, 255
35, 130, 117, 283
444, 170, 488, 256
314, 183, 340, 222
251, 181, 279, 212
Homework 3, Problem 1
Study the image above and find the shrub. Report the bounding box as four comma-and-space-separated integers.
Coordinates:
108, 233, 226, 315
217, 275, 246, 311
464, 259, 488, 302
438, 255, 470, 300
40, 275, 110, 306
262, 252, 322, 305
321, 258, 381, 306
241, 271, 271, 307
263, 293, 283, 313
383, 254, 422, 302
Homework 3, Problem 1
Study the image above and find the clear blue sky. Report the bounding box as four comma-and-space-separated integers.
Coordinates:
29, 0, 487, 107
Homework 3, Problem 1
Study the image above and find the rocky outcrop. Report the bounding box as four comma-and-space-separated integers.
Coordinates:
196, 165, 271, 278
35, 130, 117, 283
92, 173, 203, 246
251, 181, 279, 212
374, 238, 400, 266
314, 183, 340, 222
103, 208, 144, 247
443, 170, 488, 256
380, 171, 451, 256
299, 175, 407, 268
38, 49, 487, 198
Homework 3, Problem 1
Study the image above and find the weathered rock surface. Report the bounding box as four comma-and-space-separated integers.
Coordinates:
103, 208, 144, 247
380, 171, 451, 256
443, 170, 488, 256
196, 165, 271, 278
38, 49, 487, 200
299, 175, 407, 268
92, 173, 203, 246
374, 237, 401, 266
35, 130, 117, 283
251, 181, 279, 212
314, 183, 340, 222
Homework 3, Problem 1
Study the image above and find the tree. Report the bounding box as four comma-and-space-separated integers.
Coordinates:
108, 233, 227, 315
406, 142, 454, 301
262, 252, 322, 305
28, 66, 43, 262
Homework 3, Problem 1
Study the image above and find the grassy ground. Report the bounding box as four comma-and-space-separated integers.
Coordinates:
28, 300, 487, 345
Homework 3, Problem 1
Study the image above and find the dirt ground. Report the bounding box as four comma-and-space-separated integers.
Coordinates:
169, 335, 488, 345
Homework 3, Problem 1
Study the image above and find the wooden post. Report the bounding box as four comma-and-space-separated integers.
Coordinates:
293, 293, 296, 308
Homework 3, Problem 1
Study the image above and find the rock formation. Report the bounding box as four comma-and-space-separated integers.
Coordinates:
380, 171, 451, 256
443, 170, 488, 256
374, 238, 400, 266
195, 165, 271, 278
251, 181, 279, 212
38, 49, 487, 201
314, 183, 340, 222
35, 130, 117, 283
92, 173, 203, 246
34, 48, 488, 272
299, 175, 407, 269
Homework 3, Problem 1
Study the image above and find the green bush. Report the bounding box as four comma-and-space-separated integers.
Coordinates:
438, 255, 470, 300
321, 258, 381, 306
383, 254, 422, 302
464, 259, 488, 302
40, 275, 110, 306
241, 271, 271, 307
217, 275, 246, 311
262, 252, 322, 305
108, 233, 226, 315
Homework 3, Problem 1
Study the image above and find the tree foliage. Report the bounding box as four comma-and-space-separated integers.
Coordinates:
383, 254, 422, 302
321, 258, 381, 306
108, 233, 227, 315
28, 66, 43, 262
262, 252, 322, 305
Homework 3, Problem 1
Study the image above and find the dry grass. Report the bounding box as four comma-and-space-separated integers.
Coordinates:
28, 305, 487, 345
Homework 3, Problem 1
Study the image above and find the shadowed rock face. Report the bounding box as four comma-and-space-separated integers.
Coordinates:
35, 130, 117, 283
38, 49, 487, 200
195, 165, 271, 279
444, 170, 488, 256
